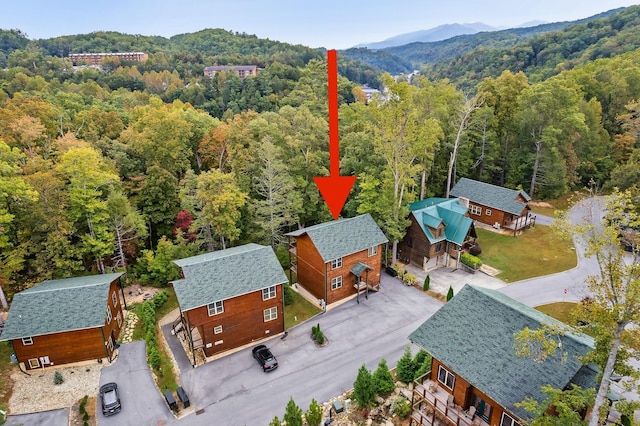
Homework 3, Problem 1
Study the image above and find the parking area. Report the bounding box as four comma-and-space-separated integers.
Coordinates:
97, 341, 174, 425
5, 408, 69, 426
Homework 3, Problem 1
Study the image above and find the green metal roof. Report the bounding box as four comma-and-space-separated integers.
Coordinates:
0, 273, 124, 341
172, 243, 288, 312
350, 262, 372, 276
410, 198, 472, 246
285, 214, 388, 262
450, 178, 531, 216
409, 285, 595, 422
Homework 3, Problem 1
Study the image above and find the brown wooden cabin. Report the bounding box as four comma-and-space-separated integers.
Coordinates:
408, 285, 597, 426
172, 244, 288, 365
398, 198, 475, 270
286, 214, 388, 306
0, 273, 126, 370
450, 178, 532, 231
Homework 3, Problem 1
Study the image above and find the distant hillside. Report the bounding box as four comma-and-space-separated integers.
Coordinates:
424, 4, 640, 88
356, 22, 497, 49
341, 7, 625, 73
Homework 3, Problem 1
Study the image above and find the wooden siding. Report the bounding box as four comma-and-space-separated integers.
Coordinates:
468, 202, 508, 227
398, 216, 447, 267
325, 246, 383, 305
13, 328, 109, 370
184, 285, 285, 357
12, 278, 124, 370
295, 234, 326, 301
430, 357, 511, 425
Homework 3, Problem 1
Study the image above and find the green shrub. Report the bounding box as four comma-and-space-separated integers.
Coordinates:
283, 397, 303, 426
82, 411, 89, 421
414, 353, 432, 380
53, 371, 64, 385
311, 324, 318, 340
269, 416, 283, 426
403, 273, 417, 285
305, 399, 323, 426
283, 284, 294, 306
446, 286, 454, 301
372, 358, 395, 395
461, 252, 482, 269
396, 346, 415, 383
392, 396, 411, 418
153, 290, 169, 308
275, 245, 291, 269
423, 275, 430, 291
315, 331, 325, 345
148, 345, 161, 370
353, 364, 375, 407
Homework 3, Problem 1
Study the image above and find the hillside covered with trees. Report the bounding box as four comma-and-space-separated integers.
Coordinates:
0, 8, 639, 301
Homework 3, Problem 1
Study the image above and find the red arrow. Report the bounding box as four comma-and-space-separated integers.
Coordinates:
314, 50, 357, 220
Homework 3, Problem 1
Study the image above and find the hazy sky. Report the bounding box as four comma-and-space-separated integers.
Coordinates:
2, 0, 639, 49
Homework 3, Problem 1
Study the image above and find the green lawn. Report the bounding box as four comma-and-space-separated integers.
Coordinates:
285, 289, 321, 329
476, 225, 577, 282
535, 302, 577, 324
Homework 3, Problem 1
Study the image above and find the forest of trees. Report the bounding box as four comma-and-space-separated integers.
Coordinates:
0, 6, 639, 301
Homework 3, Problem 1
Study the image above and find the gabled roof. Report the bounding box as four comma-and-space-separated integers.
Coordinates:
0, 273, 124, 341
172, 243, 288, 312
450, 178, 531, 216
409, 285, 595, 422
285, 214, 388, 262
409, 198, 472, 245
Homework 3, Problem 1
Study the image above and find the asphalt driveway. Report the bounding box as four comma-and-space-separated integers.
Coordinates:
97, 341, 174, 425
169, 275, 443, 426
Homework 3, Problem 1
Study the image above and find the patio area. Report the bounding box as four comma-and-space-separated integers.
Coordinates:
411, 374, 488, 426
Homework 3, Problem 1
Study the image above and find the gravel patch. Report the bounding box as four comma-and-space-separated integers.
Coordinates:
9, 362, 102, 415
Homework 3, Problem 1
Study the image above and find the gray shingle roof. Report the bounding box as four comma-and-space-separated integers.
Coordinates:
172, 243, 288, 312
449, 178, 531, 216
408, 285, 595, 422
0, 273, 124, 341
285, 214, 388, 262
409, 198, 472, 246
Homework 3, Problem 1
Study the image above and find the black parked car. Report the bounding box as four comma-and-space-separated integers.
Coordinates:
252, 344, 278, 372
100, 382, 122, 416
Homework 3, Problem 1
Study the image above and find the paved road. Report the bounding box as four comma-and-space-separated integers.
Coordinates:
5, 408, 69, 426
171, 276, 443, 426
98, 341, 173, 425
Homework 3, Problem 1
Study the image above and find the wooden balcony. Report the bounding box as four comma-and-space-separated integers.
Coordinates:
411, 372, 488, 426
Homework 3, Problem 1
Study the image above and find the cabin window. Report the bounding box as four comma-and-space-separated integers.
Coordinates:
214, 325, 223, 334
331, 276, 343, 290
112, 292, 117, 307
116, 312, 122, 327
331, 257, 343, 270
471, 394, 493, 422
28, 358, 39, 369
263, 307, 278, 322
106, 337, 113, 352
435, 242, 442, 253
262, 286, 277, 301
407, 237, 413, 248
437, 227, 444, 237
437, 365, 455, 390
470, 205, 482, 215
368, 246, 378, 257
106, 307, 112, 324
500, 413, 522, 426
22, 337, 33, 346
485, 209, 492, 217
208, 301, 224, 316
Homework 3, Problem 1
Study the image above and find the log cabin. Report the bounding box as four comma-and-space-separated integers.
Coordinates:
286, 214, 388, 306
449, 178, 532, 232
397, 198, 476, 270
172, 243, 288, 364
408, 285, 597, 426
0, 273, 126, 370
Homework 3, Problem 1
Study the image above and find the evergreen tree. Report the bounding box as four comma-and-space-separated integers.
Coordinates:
446, 286, 454, 301
372, 358, 396, 395
305, 399, 323, 426
283, 397, 303, 426
353, 364, 375, 408
396, 346, 415, 383
268, 416, 282, 426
